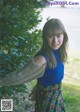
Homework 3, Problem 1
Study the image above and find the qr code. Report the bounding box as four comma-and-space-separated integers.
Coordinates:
1, 99, 13, 111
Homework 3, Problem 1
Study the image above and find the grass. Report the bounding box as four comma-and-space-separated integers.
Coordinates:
62, 57, 80, 112
64, 57, 80, 86
62, 83, 80, 112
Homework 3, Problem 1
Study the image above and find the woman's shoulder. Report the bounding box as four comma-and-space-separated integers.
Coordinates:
34, 55, 46, 66
34, 49, 47, 66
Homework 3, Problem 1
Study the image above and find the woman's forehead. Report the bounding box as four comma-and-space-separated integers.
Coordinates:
48, 29, 63, 35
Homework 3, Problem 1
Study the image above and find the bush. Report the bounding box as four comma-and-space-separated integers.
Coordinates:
0, 0, 46, 111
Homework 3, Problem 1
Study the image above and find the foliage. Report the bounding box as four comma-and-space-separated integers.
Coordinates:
0, 0, 47, 111
62, 83, 80, 112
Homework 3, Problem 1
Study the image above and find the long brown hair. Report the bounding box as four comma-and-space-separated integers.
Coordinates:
40, 18, 68, 68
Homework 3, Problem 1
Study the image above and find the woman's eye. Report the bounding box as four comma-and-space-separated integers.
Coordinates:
57, 34, 63, 37
57, 35, 60, 37
57, 34, 62, 37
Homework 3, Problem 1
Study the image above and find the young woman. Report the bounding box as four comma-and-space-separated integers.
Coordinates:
0, 18, 68, 112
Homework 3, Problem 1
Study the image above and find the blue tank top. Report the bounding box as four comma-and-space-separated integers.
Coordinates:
36, 49, 64, 87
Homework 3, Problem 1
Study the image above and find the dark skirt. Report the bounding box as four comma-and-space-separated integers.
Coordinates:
35, 82, 65, 112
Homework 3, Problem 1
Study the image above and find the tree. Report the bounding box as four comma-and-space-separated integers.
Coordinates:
0, 0, 46, 111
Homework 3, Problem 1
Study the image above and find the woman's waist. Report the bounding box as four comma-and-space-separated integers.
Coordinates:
38, 77, 63, 87
37, 81, 62, 92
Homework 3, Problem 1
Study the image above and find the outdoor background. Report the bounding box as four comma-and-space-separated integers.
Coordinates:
0, 1, 80, 112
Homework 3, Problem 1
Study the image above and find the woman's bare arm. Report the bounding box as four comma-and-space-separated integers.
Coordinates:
0, 56, 46, 86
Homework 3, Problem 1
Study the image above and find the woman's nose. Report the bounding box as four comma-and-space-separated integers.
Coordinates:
53, 36, 58, 43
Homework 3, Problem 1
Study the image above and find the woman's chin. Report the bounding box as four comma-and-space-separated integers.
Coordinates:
52, 46, 60, 50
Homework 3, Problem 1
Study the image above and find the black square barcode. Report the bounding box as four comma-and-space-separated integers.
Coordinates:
1, 99, 13, 111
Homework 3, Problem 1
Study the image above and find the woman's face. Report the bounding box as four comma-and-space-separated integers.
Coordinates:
47, 29, 64, 50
